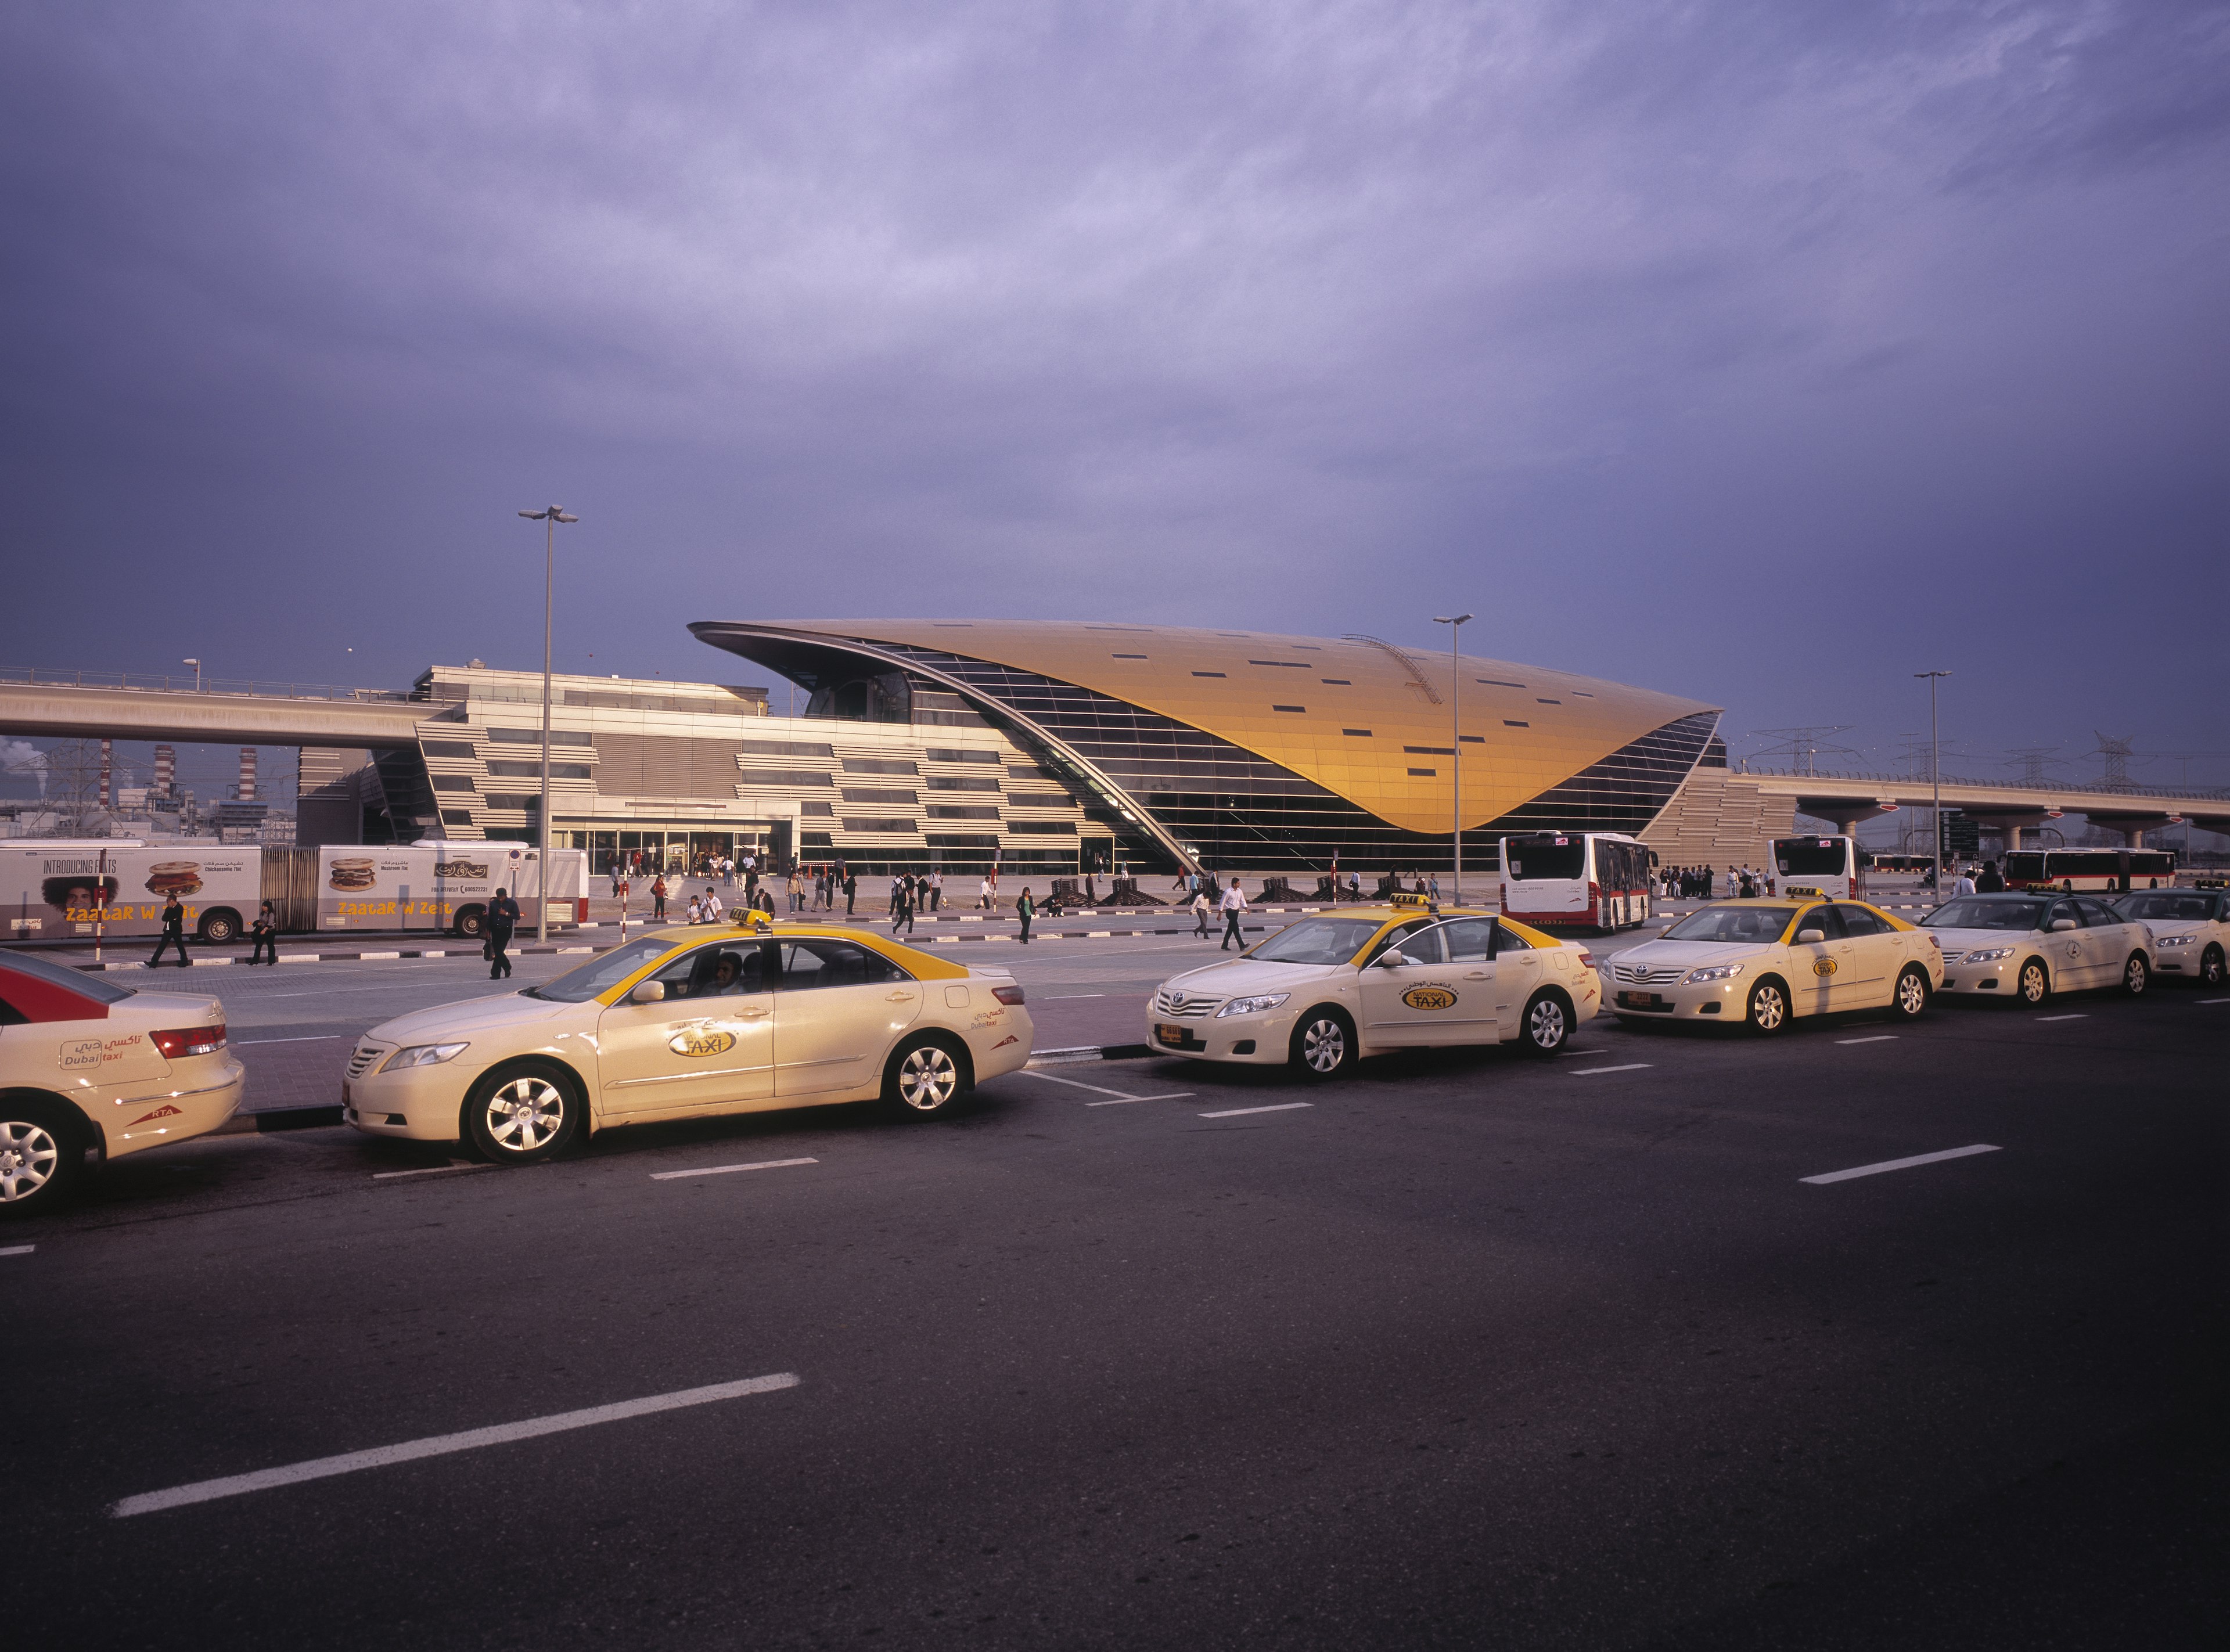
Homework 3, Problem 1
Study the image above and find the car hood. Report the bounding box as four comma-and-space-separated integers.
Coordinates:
366, 992, 576, 1045
2137, 920, 2208, 939
1611, 940, 1774, 970
1156, 958, 1346, 1001
1923, 926, 2041, 951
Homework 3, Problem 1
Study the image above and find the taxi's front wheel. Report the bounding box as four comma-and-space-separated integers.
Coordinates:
465, 1062, 581, 1164
1289, 1009, 1355, 1080
884, 1036, 969, 1117
1745, 978, 1789, 1035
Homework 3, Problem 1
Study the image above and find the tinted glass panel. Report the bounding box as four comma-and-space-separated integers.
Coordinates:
1793, 906, 1845, 941
1923, 898, 2045, 931
1774, 838, 1849, 876
1661, 906, 1793, 943
1833, 905, 1884, 936
1438, 917, 1499, 961
775, 939, 909, 988
1250, 917, 1383, 964
1506, 837, 1585, 880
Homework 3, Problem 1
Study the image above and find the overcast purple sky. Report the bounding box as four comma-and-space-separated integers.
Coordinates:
3, 1, 2224, 793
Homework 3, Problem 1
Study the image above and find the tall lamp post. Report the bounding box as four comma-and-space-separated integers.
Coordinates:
1433, 613, 1473, 902
182, 658, 202, 692
1915, 670, 1951, 904
519, 506, 578, 943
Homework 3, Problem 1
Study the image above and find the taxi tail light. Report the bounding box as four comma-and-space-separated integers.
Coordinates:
153, 1024, 226, 1059
991, 984, 1026, 1006
1576, 951, 1597, 974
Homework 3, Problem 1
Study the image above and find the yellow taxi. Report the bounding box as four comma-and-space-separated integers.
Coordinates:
1606, 888, 1941, 1032
1, 948, 243, 1215
1147, 895, 1602, 1077
343, 915, 1033, 1163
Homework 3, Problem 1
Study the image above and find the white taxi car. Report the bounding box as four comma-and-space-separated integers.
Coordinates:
1920, 892, 2155, 1005
343, 916, 1033, 1164
1607, 891, 1940, 1032
0, 948, 243, 1215
2112, 887, 2228, 988
1147, 898, 1600, 1077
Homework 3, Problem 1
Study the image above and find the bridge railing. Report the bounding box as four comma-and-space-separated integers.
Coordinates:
0, 666, 411, 704
1732, 763, 2227, 802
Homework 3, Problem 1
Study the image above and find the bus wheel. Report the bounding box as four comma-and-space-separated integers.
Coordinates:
454, 905, 485, 940
196, 908, 241, 945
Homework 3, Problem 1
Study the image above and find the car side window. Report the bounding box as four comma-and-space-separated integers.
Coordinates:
1834, 905, 1884, 937
653, 942, 769, 999
2046, 899, 2084, 928
775, 938, 908, 990
2075, 898, 2121, 928
1372, 921, 1445, 966
1438, 918, 1499, 962
1794, 906, 1844, 942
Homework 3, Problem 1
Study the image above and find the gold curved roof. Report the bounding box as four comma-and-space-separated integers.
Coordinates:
710, 620, 1717, 837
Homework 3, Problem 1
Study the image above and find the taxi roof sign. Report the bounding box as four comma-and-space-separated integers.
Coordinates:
1783, 884, 1830, 900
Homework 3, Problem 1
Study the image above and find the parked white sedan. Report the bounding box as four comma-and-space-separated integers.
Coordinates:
1919, 892, 2155, 1005
2112, 887, 2228, 989
1607, 895, 1940, 1033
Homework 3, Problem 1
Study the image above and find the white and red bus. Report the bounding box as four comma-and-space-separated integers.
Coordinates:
1499, 831, 1653, 933
2003, 848, 2176, 892
1771, 834, 1864, 900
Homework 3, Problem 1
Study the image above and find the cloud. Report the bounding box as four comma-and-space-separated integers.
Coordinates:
0, 740, 48, 796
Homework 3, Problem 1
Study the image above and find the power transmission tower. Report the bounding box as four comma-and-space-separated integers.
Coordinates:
2089, 732, 2137, 791
2005, 746, 2060, 788
1749, 726, 1861, 776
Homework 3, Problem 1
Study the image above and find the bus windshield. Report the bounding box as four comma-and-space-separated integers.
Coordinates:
1505, 837, 1584, 880
1250, 917, 1386, 965
1773, 838, 1848, 876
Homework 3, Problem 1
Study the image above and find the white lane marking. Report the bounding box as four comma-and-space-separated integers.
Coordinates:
1554, 1048, 1606, 1056
1801, 1143, 2001, 1185
1020, 1069, 1161, 1100
235, 1034, 348, 1045
372, 1163, 482, 1180
1, 1244, 35, 1257
2035, 1014, 2088, 1023
1085, 1093, 1196, 1107
1042, 993, 1107, 999
110, 1372, 801, 1518
356, 951, 402, 960
650, 1156, 818, 1182
2203, 998, 2230, 1005
1835, 1035, 1898, 1046
1569, 1063, 1652, 1076
1198, 1102, 1313, 1118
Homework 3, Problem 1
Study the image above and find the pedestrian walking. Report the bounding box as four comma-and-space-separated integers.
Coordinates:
248, 900, 278, 965
787, 869, 804, 912
891, 879, 915, 934
843, 872, 857, 916
1191, 888, 1212, 938
149, 892, 191, 967
652, 875, 668, 921
979, 875, 995, 912
1016, 886, 1035, 945
1428, 873, 1440, 902
486, 887, 520, 979
1219, 878, 1248, 950
1976, 858, 2005, 894
685, 894, 703, 924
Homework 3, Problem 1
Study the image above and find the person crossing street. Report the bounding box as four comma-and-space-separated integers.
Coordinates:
149, 891, 191, 968
486, 887, 521, 980
248, 901, 278, 965
1218, 877, 1249, 950
1016, 886, 1035, 945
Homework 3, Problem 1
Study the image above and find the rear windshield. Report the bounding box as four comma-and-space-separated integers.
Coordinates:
2115, 892, 2217, 923
1505, 837, 1584, 880
523, 935, 675, 1002
0, 951, 136, 1004
1659, 906, 1793, 944
1250, 917, 1386, 966
1774, 838, 1848, 876
1922, 897, 2046, 931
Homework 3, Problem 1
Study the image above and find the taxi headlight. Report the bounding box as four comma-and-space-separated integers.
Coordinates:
1681, 963, 1745, 985
1960, 947, 2015, 964
2155, 934, 2193, 948
1215, 994, 1290, 1018
382, 1042, 470, 1071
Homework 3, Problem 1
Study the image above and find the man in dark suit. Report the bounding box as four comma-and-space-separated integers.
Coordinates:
149, 893, 190, 967
487, 887, 521, 980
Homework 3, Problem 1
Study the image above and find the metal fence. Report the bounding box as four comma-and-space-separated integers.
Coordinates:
0, 665, 409, 703
1732, 762, 2228, 802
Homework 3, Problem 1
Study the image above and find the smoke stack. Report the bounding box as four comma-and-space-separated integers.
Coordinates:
238, 747, 257, 802
154, 744, 175, 796
100, 738, 113, 808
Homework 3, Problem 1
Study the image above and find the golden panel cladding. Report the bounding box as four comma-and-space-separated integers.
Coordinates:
749, 620, 1718, 836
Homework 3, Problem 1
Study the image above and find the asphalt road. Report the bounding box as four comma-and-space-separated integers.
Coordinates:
6, 923, 2224, 1650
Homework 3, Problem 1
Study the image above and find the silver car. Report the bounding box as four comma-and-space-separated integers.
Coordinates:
1919, 892, 2155, 1006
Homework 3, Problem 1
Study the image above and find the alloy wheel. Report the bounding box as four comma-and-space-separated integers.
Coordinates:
2124, 955, 2148, 996
1526, 996, 1567, 1052
1300, 1017, 1347, 1074
1749, 982, 1786, 1032
1897, 969, 1927, 1016
2019, 962, 2048, 1005
0, 1120, 59, 1203
895, 1045, 959, 1111
484, 1076, 566, 1154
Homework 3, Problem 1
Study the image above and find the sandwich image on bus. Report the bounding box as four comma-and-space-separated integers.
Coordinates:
1771, 835, 1865, 901
1498, 832, 1653, 933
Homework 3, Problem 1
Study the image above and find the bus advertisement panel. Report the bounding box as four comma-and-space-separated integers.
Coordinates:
1772, 835, 1862, 900
1499, 832, 1652, 933
0, 842, 263, 943
316, 844, 588, 934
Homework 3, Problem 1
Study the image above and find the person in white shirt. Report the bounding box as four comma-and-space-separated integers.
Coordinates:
1952, 869, 1976, 897
1725, 867, 1740, 899
1191, 888, 1212, 938
684, 895, 703, 924
979, 876, 995, 912
1218, 879, 1249, 951
701, 887, 723, 921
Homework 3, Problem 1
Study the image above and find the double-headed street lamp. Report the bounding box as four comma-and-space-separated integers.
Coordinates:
1433, 613, 1473, 902
519, 506, 578, 943
1915, 670, 1951, 904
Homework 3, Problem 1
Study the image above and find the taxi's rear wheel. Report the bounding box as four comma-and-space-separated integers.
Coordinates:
1289, 1009, 1355, 1081
2017, 959, 2051, 1007
1893, 965, 1930, 1020
2202, 945, 2226, 989
2122, 952, 2149, 996
464, 1062, 580, 1165
884, 1035, 969, 1117
1519, 989, 1570, 1055
1745, 977, 1789, 1035
0, 1096, 80, 1217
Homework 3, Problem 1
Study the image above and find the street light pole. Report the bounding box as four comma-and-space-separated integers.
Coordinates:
1433, 614, 1473, 903
183, 658, 202, 692
520, 506, 578, 943
1915, 671, 1950, 904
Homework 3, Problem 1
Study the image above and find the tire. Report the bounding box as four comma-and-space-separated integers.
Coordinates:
2121, 952, 2149, 997
454, 905, 486, 940
2202, 945, 2226, 989
0, 1096, 82, 1218
2017, 958, 2051, 1007
1518, 989, 1571, 1055
463, 1061, 580, 1165
1288, 1008, 1356, 1081
1892, 964, 1930, 1020
883, 1035, 970, 1117
197, 908, 242, 945
1745, 977, 1789, 1035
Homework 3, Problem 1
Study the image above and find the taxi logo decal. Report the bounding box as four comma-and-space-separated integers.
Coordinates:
126, 1104, 184, 1127
1401, 985, 1458, 1011
668, 1027, 738, 1057
1813, 958, 1838, 977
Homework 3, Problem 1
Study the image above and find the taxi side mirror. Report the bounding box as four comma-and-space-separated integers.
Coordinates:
630, 980, 667, 1003
1796, 928, 1825, 944
2049, 918, 2077, 933
1376, 951, 1409, 969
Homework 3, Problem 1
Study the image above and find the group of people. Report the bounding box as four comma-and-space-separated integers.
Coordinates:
1186, 877, 1251, 948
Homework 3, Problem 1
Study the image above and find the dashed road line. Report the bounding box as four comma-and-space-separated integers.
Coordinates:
1836, 1035, 1898, 1046
650, 1157, 818, 1182
1020, 1070, 1168, 1100
372, 1163, 484, 1180
1, 1244, 35, 1257
109, 1372, 801, 1518
1198, 1102, 1313, 1118
1569, 1063, 1652, 1077
1085, 1093, 1196, 1107
2035, 1014, 2088, 1023
2199, 998, 2229, 1005
1801, 1143, 2000, 1185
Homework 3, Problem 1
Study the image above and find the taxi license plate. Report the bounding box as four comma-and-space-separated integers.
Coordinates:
1154, 1023, 1188, 1046
1616, 990, 1670, 1011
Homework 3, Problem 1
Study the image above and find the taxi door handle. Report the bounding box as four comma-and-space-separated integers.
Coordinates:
736, 1007, 770, 1020
886, 989, 916, 1002
1464, 971, 1492, 979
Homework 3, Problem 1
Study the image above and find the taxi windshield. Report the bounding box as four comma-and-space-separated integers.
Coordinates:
2115, 892, 2216, 923
1660, 905, 1793, 944
1922, 897, 2046, 932
1250, 916, 1386, 966
523, 935, 675, 1001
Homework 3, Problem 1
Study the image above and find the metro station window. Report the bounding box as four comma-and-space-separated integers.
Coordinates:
1191, 671, 1226, 678
1272, 705, 1305, 713
1342, 729, 1372, 737
1321, 678, 1352, 685
1407, 768, 1437, 777
1504, 719, 1530, 728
